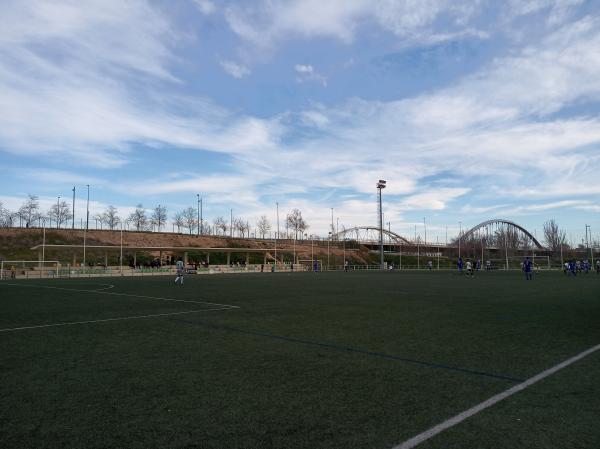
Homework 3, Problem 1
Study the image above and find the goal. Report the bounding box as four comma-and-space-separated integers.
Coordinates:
0, 260, 61, 280
482, 256, 551, 270
298, 259, 324, 271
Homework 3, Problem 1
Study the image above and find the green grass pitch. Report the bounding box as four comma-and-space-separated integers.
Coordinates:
1, 271, 599, 449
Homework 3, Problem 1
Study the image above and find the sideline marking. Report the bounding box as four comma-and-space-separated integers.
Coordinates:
393, 343, 600, 449
1, 282, 239, 309
0, 307, 235, 333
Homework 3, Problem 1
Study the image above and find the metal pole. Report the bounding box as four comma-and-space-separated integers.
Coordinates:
72, 186, 75, 229
437, 236, 440, 270
377, 183, 384, 270
504, 226, 509, 270
57, 196, 60, 229
83, 185, 89, 267
589, 226, 594, 266
42, 227, 46, 264
458, 221, 462, 259
200, 197, 203, 235
230, 209, 233, 237
331, 207, 334, 235
275, 202, 278, 268
327, 234, 330, 269
120, 223, 123, 275
423, 217, 426, 246
197, 195, 200, 236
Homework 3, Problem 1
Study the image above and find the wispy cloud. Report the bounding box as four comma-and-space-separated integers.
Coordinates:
294, 64, 327, 86
220, 59, 251, 78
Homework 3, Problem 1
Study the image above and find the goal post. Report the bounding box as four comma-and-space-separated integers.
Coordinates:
0, 260, 61, 280
483, 256, 551, 270
298, 259, 324, 271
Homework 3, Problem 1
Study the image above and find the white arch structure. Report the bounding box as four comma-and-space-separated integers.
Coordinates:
461, 219, 544, 250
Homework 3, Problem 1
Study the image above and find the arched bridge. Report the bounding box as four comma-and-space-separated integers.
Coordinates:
331, 226, 412, 245
462, 219, 544, 249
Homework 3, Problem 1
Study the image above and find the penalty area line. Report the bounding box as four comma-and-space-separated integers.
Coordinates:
393, 342, 600, 449
0, 307, 236, 333
1, 282, 239, 309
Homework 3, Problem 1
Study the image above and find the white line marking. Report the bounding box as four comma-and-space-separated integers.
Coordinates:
1, 282, 239, 309
393, 343, 600, 449
0, 307, 234, 332
94, 284, 115, 291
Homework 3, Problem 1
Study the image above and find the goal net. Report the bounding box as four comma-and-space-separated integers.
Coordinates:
482, 256, 551, 270
0, 260, 61, 280
298, 259, 324, 271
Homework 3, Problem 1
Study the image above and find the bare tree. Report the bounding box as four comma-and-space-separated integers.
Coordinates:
102, 206, 121, 230
128, 204, 148, 231
234, 218, 250, 237
47, 200, 73, 229
286, 209, 308, 239
214, 216, 227, 236
256, 215, 271, 238
18, 194, 42, 227
151, 205, 168, 231
182, 207, 197, 235
543, 219, 567, 252
0, 202, 9, 227
173, 211, 184, 233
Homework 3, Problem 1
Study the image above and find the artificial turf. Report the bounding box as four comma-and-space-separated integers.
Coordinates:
0, 270, 599, 449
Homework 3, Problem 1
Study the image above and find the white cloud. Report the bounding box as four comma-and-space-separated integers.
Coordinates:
224, 0, 488, 50
219, 59, 251, 78
193, 0, 216, 15
294, 64, 327, 86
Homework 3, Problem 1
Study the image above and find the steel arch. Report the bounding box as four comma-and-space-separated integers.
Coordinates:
331, 226, 412, 245
462, 219, 544, 249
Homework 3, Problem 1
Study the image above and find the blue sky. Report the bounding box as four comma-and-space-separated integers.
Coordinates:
1, 0, 599, 244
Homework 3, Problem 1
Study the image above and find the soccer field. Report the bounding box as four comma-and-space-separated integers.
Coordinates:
1, 271, 599, 449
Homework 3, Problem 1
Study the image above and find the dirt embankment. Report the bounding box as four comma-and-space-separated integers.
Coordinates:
0, 228, 372, 263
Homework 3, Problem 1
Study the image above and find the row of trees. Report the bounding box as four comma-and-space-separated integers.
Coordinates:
0, 195, 72, 228
0, 196, 311, 239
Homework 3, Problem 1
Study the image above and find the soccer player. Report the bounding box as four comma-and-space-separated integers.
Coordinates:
486, 260, 491, 271
174, 257, 185, 285
313, 259, 318, 273
427, 260, 433, 271
596, 260, 600, 275
465, 259, 474, 277
522, 257, 533, 280
457, 257, 463, 275
344, 260, 349, 272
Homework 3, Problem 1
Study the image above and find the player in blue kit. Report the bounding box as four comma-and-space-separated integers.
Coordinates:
523, 257, 533, 280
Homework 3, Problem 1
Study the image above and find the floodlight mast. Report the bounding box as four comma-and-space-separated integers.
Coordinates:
377, 180, 386, 270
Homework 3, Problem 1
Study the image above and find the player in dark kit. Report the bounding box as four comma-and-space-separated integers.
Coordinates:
523, 257, 533, 280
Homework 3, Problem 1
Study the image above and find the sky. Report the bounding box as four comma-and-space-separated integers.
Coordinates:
1, 0, 599, 245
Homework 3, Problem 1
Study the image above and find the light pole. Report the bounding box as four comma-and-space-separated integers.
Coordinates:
72, 186, 75, 229
458, 221, 462, 259
327, 231, 331, 269
56, 196, 60, 229
377, 180, 386, 269
423, 217, 426, 246
230, 209, 233, 237
586, 224, 593, 266
331, 207, 334, 235
83, 185, 89, 268
197, 194, 200, 236
275, 202, 279, 269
